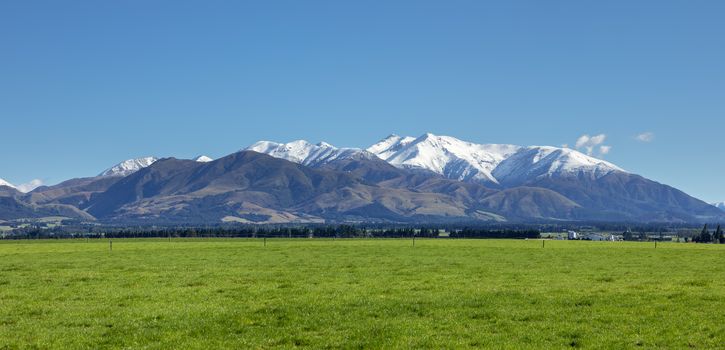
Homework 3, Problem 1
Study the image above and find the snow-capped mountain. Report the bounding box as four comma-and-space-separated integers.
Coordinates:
4, 133, 722, 224
96, 155, 208, 178
0, 178, 15, 189
193, 155, 213, 162
367, 133, 624, 185
99, 157, 159, 177
368, 134, 520, 184
246, 140, 374, 167
492, 146, 624, 186
712, 202, 725, 211
247, 133, 625, 186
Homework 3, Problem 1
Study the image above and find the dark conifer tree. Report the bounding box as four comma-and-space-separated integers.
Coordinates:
698, 224, 711, 243
714, 224, 724, 244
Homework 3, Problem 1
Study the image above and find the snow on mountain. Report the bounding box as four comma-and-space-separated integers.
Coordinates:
366, 134, 417, 160
712, 202, 725, 211
0, 178, 16, 189
368, 133, 625, 185
99, 157, 159, 177
368, 133, 521, 184
194, 155, 213, 162
248, 133, 626, 185
246, 140, 374, 167
0, 178, 43, 193
492, 146, 624, 186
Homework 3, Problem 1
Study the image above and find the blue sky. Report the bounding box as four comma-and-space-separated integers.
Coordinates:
1, 1, 723, 202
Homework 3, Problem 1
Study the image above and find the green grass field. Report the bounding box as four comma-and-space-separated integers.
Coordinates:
1, 238, 724, 349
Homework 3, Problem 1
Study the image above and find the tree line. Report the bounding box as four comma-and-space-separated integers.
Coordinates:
3, 224, 540, 240
692, 224, 725, 243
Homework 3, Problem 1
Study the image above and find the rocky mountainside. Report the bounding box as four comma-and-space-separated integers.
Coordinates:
83, 152, 492, 223
72, 151, 722, 223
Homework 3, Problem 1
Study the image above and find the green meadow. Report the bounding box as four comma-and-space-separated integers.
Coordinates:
1, 238, 723, 349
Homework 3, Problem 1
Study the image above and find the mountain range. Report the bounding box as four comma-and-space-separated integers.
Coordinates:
1, 133, 723, 224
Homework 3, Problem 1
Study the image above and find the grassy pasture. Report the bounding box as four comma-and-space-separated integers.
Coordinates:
0, 238, 724, 349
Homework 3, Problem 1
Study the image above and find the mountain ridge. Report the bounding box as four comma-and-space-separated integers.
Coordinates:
2, 133, 722, 224
246, 133, 626, 187
0, 178, 15, 189
99, 157, 159, 177
367, 133, 625, 186
246, 140, 376, 167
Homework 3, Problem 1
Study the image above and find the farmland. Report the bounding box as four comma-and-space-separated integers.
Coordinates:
1, 238, 724, 348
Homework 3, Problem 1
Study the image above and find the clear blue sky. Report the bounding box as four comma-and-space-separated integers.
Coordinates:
1, 1, 723, 202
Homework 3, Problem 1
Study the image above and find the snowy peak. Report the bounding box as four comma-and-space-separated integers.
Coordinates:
367, 133, 625, 185
493, 146, 624, 186
367, 134, 417, 160
0, 178, 15, 189
368, 133, 520, 184
246, 140, 317, 164
193, 155, 213, 162
99, 157, 159, 177
246, 140, 374, 167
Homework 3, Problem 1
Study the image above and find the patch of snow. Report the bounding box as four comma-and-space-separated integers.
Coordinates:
246, 140, 374, 167
366, 134, 417, 160
0, 178, 16, 189
99, 157, 159, 177
194, 155, 213, 162
0, 178, 44, 193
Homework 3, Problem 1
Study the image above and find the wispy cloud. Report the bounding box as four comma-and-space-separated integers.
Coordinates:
635, 132, 655, 142
575, 133, 610, 157
16, 179, 44, 193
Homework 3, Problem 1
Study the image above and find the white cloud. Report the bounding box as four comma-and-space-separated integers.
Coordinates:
575, 133, 608, 156
16, 179, 44, 193
635, 132, 655, 142
575, 135, 591, 149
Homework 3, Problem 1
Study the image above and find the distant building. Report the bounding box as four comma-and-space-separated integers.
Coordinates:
581, 233, 616, 241
567, 231, 578, 240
